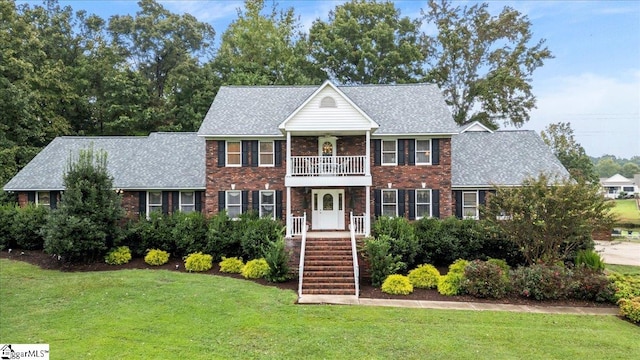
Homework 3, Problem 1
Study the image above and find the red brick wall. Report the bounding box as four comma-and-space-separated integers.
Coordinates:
17, 192, 28, 206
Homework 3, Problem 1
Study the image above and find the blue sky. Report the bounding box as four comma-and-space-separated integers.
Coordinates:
27, 0, 640, 158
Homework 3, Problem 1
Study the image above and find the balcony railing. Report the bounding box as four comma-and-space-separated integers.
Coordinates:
289, 156, 367, 176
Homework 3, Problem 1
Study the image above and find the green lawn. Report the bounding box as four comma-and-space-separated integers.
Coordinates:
1, 260, 638, 359
607, 264, 640, 276
612, 199, 640, 226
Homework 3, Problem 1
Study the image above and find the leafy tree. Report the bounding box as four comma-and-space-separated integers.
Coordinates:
423, 0, 553, 128
621, 162, 640, 179
44, 146, 124, 262
309, 0, 426, 84
594, 158, 622, 178
540, 122, 598, 183
481, 174, 615, 265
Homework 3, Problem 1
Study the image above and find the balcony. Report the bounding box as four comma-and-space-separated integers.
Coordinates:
286, 155, 371, 187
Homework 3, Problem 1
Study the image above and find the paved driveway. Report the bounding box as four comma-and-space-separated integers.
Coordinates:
595, 240, 640, 266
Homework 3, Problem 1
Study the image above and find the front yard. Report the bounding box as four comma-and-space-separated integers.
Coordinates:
1, 259, 638, 359
612, 199, 640, 227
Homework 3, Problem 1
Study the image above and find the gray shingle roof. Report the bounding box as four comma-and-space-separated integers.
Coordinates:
3, 133, 205, 191
197, 83, 458, 136
451, 131, 570, 187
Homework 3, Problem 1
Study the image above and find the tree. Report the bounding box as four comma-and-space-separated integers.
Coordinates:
214, 0, 322, 85
621, 162, 640, 179
309, 0, 426, 84
540, 122, 598, 183
43, 146, 124, 263
594, 158, 621, 178
482, 174, 615, 265
423, 0, 553, 128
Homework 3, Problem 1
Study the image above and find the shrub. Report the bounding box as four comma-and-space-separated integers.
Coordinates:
263, 238, 290, 283
105, 246, 132, 265
219, 257, 244, 273
437, 259, 470, 296
239, 214, 284, 260
487, 258, 510, 274
184, 252, 213, 272
463, 260, 510, 299
575, 249, 605, 271
618, 296, 640, 323
407, 264, 440, 289
145, 249, 170, 266
362, 235, 405, 287
205, 211, 240, 260
372, 216, 418, 268
171, 211, 208, 257
570, 267, 615, 302
12, 204, 49, 250
0, 204, 18, 250
241, 258, 270, 279
510, 263, 571, 300
608, 272, 640, 301
381, 274, 413, 295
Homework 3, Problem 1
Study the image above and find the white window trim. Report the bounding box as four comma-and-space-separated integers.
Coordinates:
258, 141, 274, 167
259, 190, 276, 219
415, 189, 432, 219
462, 191, 479, 220
147, 191, 163, 216
226, 140, 241, 167
226, 190, 242, 219
381, 139, 397, 166
36, 191, 50, 207
382, 189, 398, 217
179, 191, 195, 213
415, 139, 432, 165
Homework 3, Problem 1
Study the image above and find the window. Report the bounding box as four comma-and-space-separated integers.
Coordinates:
382, 140, 397, 165
148, 191, 162, 214
36, 191, 50, 207
226, 190, 242, 219
259, 190, 275, 219
226, 141, 241, 166
259, 141, 274, 166
320, 96, 336, 108
416, 139, 432, 165
382, 189, 397, 217
462, 191, 478, 219
180, 191, 195, 213
607, 187, 617, 194
416, 189, 431, 219
623, 186, 634, 192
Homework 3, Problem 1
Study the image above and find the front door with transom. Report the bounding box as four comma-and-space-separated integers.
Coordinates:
311, 189, 345, 230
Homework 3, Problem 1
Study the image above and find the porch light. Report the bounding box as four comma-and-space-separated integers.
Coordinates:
387, 183, 392, 189
421, 182, 426, 189
265, 183, 270, 189
231, 184, 236, 190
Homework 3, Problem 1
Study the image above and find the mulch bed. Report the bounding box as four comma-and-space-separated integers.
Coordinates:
0, 249, 617, 309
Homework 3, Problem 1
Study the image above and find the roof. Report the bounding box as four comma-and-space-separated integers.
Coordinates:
197, 83, 458, 136
600, 174, 634, 186
451, 130, 570, 187
3, 133, 205, 191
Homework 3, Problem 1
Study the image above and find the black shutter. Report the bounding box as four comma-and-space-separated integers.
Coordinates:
217, 141, 225, 167
162, 191, 169, 215
274, 140, 283, 167
479, 190, 487, 206
408, 190, 415, 220
218, 191, 226, 213
408, 139, 416, 165
275, 190, 283, 220
172, 191, 180, 213
50, 191, 59, 209
27, 191, 35, 203
433, 190, 440, 218
252, 191, 260, 212
398, 189, 405, 217
195, 191, 203, 212
251, 140, 258, 167
241, 190, 249, 213
139, 191, 146, 217
398, 140, 405, 165
241, 141, 249, 167
432, 139, 440, 165
454, 190, 462, 218
374, 189, 381, 217
373, 139, 381, 166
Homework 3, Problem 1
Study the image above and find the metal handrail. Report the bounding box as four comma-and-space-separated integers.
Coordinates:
297, 212, 308, 297
349, 211, 360, 298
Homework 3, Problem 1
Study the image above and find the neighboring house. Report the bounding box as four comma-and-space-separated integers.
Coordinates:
4, 81, 569, 236
600, 174, 639, 199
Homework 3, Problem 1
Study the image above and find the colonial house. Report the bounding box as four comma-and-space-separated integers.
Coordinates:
600, 173, 639, 199
3, 81, 569, 296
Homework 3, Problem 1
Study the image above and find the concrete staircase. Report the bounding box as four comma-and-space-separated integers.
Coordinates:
301, 237, 356, 295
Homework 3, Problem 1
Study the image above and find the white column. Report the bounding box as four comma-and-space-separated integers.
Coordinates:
365, 130, 371, 176
286, 131, 292, 176
365, 185, 371, 236
286, 186, 292, 237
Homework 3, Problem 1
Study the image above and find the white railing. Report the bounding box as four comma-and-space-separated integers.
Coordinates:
297, 212, 308, 297
290, 214, 306, 236
349, 211, 360, 298
351, 213, 367, 236
290, 155, 367, 176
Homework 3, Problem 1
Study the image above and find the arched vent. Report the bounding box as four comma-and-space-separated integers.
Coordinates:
320, 96, 337, 108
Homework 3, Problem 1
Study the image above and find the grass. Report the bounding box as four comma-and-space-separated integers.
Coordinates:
611, 199, 640, 226
607, 264, 640, 276
1, 259, 639, 359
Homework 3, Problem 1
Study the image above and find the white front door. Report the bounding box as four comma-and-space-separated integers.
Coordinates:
311, 189, 345, 230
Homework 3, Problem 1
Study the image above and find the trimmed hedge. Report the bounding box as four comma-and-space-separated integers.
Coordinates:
407, 264, 440, 289
145, 249, 170, 266
105, 246, 132, 265
381, 274, 413, 295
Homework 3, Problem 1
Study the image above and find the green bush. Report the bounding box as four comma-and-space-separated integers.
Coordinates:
618, 296, 640, 323
13, 204, 49, 250
205, 211, 240, 260
487, 258, 510, 275
184, 252, 213, 272
381, 274, 413, 295
219, 257, 244, 273
569, 267, 615, 302
362, 235, 405, 287
463, 260, 510, 299
0, 204, 18, 250
239, 213, 284, 260
511, 264, 571, 300
105, 246, 132, 265
608, 272, 640, 301
241, 258, 270, 279
372, 216, 419, 268
264, 238, 290, 283
575, 249, 605, 271
437, 259, 470, 296
171, 211, 208, 257
145, 249, 170, 266
407, 264, 440, 289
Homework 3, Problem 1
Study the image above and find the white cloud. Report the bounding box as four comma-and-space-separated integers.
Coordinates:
160, 0, 242, 22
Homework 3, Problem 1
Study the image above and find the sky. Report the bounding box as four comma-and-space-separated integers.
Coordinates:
23, 0, 640, 158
